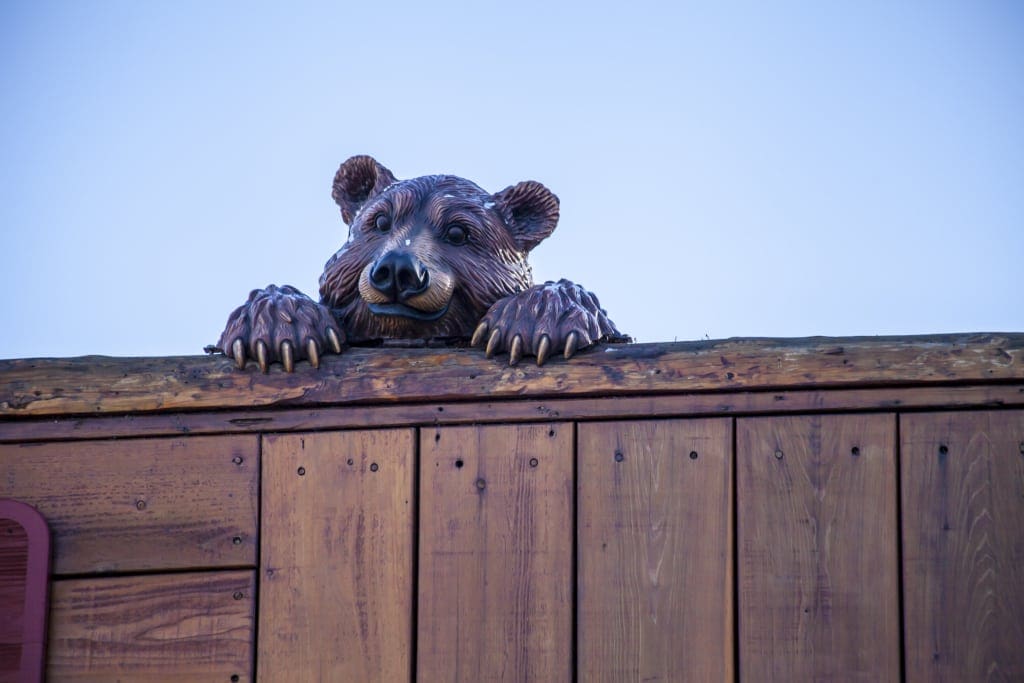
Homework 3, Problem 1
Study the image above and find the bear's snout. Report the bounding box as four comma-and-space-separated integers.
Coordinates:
369, 251, 430, 302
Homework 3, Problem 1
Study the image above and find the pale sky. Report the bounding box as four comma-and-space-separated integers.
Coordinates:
1, 1, 1021, 360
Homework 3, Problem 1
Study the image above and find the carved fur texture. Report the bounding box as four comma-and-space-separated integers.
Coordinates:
216, 155, 624, 370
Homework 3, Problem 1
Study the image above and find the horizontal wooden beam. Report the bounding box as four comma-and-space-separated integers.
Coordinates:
2, 384, 1023, 444
1, 333, 1022, 418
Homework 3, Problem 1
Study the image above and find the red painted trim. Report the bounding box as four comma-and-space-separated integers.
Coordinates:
0, 499, 51, 683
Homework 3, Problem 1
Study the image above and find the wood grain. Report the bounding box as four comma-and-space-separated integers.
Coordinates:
577, 418, 733, 681
47, 570, 254, 682
737, 414, 900, 681
418, 423, 573, 682
258, 430, 415, 682
3, 383, 1022, 444
901, 410, 1024, 682
0, 436, 258, 575
1, 334, 1021, 417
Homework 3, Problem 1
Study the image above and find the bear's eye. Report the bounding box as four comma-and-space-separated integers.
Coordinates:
444, 224, 469, 245
374, 214, 392, 232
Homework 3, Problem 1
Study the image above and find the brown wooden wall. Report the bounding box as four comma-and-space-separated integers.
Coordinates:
1, 334, 1023, 681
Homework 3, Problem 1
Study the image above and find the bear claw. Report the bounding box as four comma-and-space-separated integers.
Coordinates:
255, 340, 269, 373
564, 331, 579, 360
509, 335, 524, 366
326, 328, 343, 354
471, 321, 489, 348
307, 339, 320, 369
232, 339, 247, 370
280, 340, 295, 373
536, 335, 552, 366
485, 328, 502, 358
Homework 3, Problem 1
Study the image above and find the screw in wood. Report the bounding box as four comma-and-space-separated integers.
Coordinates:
689, 451, 698, 460
370, 463, 379, 472
455, 459, 464, 469
1019, 441, 1024, 455
233, 591, 244, 600
232, 536, 242, 545
475, 478, 486, 490
347, 458, 354, 466
614, 450, 624, 462
529, 458, 539, 467
774, 449, 784, 459
232, 456, 243, 465
231, 676, 240, 682
135, 500, 146, 511
851, 446, 861, 456
939, 445, 949, 455
297, 466, 306, 476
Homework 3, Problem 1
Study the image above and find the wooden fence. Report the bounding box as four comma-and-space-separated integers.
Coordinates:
1, 334, 1023, 681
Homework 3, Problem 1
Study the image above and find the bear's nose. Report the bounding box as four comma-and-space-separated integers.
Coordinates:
369, 251, 430, 302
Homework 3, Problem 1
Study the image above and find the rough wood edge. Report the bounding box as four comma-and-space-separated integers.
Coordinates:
1, 333, 1021, 418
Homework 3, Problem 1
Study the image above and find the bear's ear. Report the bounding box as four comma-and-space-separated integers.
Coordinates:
491, 181, 560, 253
332, 155, 399, 225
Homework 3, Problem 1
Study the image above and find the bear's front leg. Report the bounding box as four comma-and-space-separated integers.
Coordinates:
471, 279, 625, 366
217, 285, 344, 372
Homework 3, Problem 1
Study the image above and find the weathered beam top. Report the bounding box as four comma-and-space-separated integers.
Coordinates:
1, 333, 1021, 417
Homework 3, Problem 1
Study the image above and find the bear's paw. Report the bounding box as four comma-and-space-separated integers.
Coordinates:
471, 279, 624, 366
217, 285, 344, 372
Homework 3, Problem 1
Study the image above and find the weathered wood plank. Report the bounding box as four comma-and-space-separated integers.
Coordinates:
901, 411, 1024, 682
418, 423, 573, 682
0, 436, 258, 575
577, 418, 733, 681
2, 383, 1022, 443
47, 570, 255, 682
737, 414, 900, 681
259, 430, 415, 682
1, 334, 1021, 417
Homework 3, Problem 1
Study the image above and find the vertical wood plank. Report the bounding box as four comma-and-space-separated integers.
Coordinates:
577, 418, 733, 681
258, 429, 415, 682
418, 423, 573, 682
47, 570, 255, 682
0, 435, 259, 574
901, 410, 1024, 682
737, 414, 899, 681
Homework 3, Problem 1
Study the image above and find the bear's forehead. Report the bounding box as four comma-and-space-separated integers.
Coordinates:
374, 175, 490, 214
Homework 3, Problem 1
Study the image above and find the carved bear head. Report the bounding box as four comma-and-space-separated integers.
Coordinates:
320, 155, 560, 342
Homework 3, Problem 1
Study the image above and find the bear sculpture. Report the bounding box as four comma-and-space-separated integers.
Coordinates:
215, 155, 624, 371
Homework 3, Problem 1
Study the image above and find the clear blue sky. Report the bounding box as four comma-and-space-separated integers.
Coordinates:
1, 1, 1021, 359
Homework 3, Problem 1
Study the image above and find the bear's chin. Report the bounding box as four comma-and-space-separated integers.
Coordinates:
367, 302, 450, 322
338, 295, 479, 342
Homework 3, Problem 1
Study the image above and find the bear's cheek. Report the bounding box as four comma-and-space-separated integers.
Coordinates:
404, 269, 455, 313
319, 250, 367, 307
